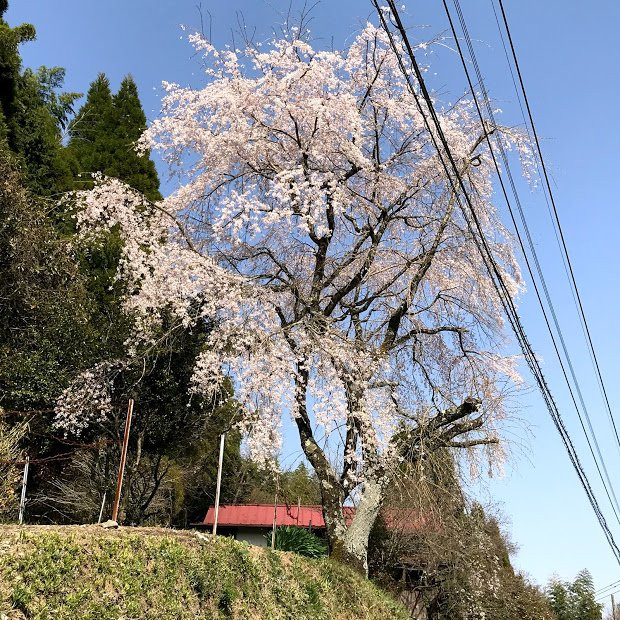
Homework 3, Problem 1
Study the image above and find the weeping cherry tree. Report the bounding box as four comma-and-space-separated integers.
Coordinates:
55, 23, 531, 572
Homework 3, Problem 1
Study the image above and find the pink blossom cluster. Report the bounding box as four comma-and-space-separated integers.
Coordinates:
55, 24, 531, 477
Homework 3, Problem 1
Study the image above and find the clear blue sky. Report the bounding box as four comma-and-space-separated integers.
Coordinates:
8, 0, 620, 598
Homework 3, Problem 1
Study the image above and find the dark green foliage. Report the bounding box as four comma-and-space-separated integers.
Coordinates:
33, 317, 243, 525
35, 66, 81, 130
267, 526, 327, 558
0, 150, 95, 411
68, 73, 161, 200
239, 462, 322, 506
66, 73, 114, 181
547, 570, 602, 620
0, 149, 108, 522
0, 13, 77, 196
110, 76, 161, 200
8, 67, 77, 196
548, 579, 572, 620
0, 11, 35, 139
0, 11, 168, 526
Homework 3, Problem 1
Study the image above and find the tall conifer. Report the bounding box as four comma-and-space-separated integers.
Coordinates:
67, 73, 115, 183
110, 75, 161, 200
68, 73, 161, 200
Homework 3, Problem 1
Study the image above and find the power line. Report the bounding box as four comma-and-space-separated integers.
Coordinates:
371, 0, 620, 564
441, 0, 620, 524
596, 585, 620, 602
596, 578, 620, 595
493, 0, 620, 462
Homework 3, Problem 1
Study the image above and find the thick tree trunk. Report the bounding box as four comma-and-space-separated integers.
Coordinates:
327, 476, 385, 575
293, 365, 388, 575
293, 368, 349, 559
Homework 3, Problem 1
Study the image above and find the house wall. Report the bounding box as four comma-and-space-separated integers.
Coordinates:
235, 527, 271, 547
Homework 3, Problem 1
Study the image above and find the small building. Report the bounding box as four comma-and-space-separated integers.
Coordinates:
197, 503, 352, 547
197, 503, 423, 547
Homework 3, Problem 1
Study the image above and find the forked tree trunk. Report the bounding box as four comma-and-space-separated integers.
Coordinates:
294, 367, 387, 575
326, 476, 385, 575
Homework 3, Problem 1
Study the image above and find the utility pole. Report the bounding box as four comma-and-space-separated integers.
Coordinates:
612, 593, 617, 620
18, 456, 29, 525
212, 433, 226, 536
111, 399, 134, 523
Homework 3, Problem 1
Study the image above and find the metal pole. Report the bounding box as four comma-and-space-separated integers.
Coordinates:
18, 457, 29, 525
111, 399, 134, 523
98, 491, 107, 524
212, 433, 226, 536
612, 593, 617, 620
271, 473, 279, 549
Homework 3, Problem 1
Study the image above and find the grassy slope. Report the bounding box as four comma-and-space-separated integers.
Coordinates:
0, 526, 408, 619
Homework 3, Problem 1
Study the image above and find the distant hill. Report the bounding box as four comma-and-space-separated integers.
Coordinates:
0, 525, 408, 619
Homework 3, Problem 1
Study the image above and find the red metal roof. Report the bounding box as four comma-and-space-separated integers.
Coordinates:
201, 504, 330, 528
200, 504, 422, 532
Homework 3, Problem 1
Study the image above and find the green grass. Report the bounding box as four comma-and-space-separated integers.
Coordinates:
0, 526, 409, 619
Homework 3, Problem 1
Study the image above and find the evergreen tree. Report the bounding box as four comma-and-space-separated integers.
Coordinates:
0, 7, 80, 195
65, 74, 162, 322
238, 462, 322, 506
68, 73, 161, 200
66, 73, 115, 185
547, 571, 603, 620
0, 4, 35, 144
109, 75, 161, 200
10, 67, 77, 196
571, 570, 603, 620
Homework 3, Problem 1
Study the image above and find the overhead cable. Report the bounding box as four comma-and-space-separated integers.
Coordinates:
493, 0, 620, 459
370, 0, 620, 564
442, 0, 620, 525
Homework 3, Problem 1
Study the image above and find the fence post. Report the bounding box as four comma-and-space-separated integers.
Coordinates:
98, 491, 107, 524
271, 473, 279, 549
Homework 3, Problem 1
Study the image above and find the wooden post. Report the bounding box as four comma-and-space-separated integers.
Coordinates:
212, 433, 226, 536
97, 491, 106, 524
111, 399, 134, 523
612, 593, 617, 620
18, 456, 29, 525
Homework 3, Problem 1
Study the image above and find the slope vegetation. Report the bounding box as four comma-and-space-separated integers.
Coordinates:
0, 526, 408, 619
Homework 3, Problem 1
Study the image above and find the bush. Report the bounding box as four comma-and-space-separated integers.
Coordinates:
266, 526, 327, 558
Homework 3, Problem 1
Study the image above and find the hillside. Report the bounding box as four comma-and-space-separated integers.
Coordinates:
0, 526, 408, 619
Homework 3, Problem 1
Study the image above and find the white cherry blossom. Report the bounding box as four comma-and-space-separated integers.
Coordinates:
56, 24, 531, 571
